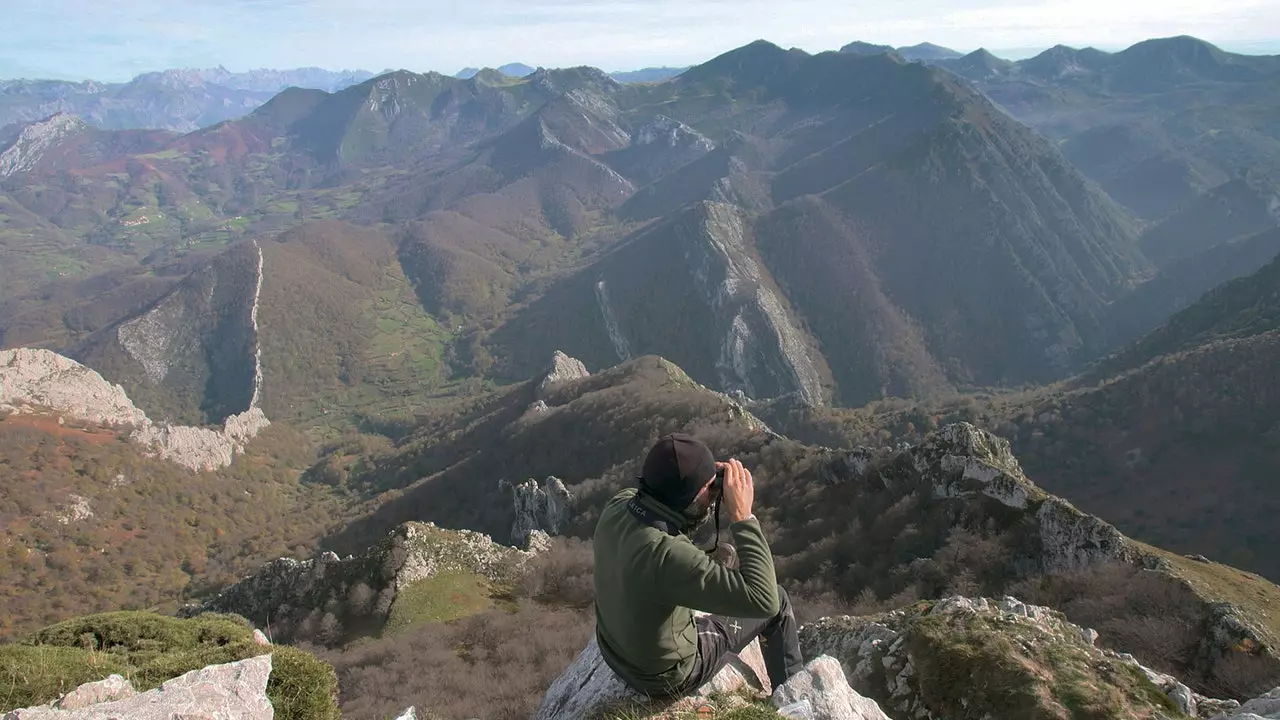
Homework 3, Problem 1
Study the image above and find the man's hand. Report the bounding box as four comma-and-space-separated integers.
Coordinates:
717, 458, 755, 523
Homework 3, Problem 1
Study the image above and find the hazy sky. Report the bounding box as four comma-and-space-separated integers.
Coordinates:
4, 0, 1279, 81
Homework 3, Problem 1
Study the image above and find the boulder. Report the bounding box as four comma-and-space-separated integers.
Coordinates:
1226, 687, 1280, 718
535, 635, 769, 720
771, 656, 891, 720
51, 676, 135, 711
2, 655, 273, 720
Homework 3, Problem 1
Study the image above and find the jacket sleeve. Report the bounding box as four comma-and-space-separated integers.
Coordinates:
648, 518, 780, 618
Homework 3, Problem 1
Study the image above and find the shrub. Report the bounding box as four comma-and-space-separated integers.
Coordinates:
269, 645, 341, 720
518, 537, 596, 608
2, 611, 340, 720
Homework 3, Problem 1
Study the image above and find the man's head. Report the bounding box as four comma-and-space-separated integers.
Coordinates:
639, 433, 720, 525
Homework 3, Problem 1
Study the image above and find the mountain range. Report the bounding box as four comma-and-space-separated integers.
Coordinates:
0, 66, 378, 133
2, 30, 1280, 719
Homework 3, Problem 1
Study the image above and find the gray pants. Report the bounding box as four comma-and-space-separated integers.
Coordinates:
681, 585, 804, 693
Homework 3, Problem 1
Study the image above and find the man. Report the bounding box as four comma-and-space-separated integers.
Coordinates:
593, 432, 804, 697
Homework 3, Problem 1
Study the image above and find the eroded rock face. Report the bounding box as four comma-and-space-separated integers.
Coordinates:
188, 522, 531, 642
2, 655, 273, 720
0, 348, 268, 471
503, 476, 574, 547
535, 635, 769, 720
0, 349, 147, 427
0, 113, 86, 178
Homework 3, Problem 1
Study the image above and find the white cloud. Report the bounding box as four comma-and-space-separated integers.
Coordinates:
2, 0, 1277, 80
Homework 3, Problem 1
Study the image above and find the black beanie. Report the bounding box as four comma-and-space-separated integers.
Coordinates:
638, 433, 717, 511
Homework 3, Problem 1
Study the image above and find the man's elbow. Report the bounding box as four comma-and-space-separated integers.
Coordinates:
745, 584, 780, 618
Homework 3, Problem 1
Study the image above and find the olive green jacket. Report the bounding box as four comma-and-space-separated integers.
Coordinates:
592, 487, 780, 695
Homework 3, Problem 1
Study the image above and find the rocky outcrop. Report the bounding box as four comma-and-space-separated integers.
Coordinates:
538, 351, 590, 397
694, 201, 826, 407
800, 596, 1250, 720
1, 348, 147, 427
186, 522, 531, 642
535, 634, 770, 720
1223, 688, 1280, 718
771, 656, 891, 720
502, 475, 574, 547
2, 655, 273, 720
0, 113, 87, 178
0, 348, 268, 471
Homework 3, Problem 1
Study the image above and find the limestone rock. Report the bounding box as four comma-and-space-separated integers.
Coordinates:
3, 655, 272, 719
535, 635, 769, 720
393, 708, 417, 720
52, 676, 135, 710
1228, 688, 1280, 718
771, 656, 891, 720
503, 476, 574, 547
914, 423, 1033, 509
0, 349, 147, 427
0, 348, 269, 472
0, 113, 87, 178
537, 351, 589, 397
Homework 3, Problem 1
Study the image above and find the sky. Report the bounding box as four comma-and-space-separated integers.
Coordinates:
3, 0, 1279, 81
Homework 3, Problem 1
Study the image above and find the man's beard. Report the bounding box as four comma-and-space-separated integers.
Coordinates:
683, 496, 714, 529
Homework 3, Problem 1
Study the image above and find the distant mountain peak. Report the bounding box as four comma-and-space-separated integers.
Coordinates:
948, 48, 1016, 79
840, 41, 895, 56
897, 42, 964, 60
0, 112, 87, 178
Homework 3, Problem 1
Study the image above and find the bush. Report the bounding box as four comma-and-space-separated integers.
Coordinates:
269, 645, 340, 720
518, 537, 595, 608
2, 611, 340, 720
318, 603, 593, 720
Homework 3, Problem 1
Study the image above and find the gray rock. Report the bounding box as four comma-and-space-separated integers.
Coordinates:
0, 114, 87, 178
0, 347, 269, 472
393, 709, 417, 720
3, 655, 272, 719
771, 656, 891, 720
1234, 687, 1280, 718
534, 635, 769, 720
52, 676, 135, 710
503, 476, 574, 547
537, 351, 589, 397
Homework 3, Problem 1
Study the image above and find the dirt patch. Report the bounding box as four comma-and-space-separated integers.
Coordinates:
0, 414, 121, 445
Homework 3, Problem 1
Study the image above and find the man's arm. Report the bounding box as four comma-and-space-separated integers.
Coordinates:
649, 517, 780, 618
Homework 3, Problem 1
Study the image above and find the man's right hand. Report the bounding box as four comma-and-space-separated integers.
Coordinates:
717, 459, 755, 523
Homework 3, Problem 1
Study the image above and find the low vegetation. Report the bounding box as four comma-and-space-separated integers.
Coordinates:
0, 611, 338, 720
0, 415, 347, 640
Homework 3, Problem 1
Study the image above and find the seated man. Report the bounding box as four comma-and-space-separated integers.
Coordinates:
593, 432, 804, 697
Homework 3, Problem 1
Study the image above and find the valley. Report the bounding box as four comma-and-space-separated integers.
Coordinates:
1, 30, 1279, 720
